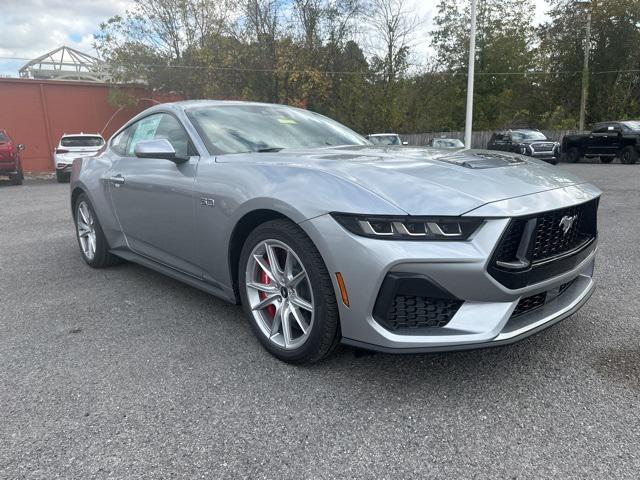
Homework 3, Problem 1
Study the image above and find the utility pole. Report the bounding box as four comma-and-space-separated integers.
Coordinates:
464, 0, 477, 149
578, 0, 593, 131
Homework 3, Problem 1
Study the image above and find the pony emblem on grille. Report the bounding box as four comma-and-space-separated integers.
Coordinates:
559, 215, 577, 235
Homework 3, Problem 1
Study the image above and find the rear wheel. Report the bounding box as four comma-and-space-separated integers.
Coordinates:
566, 147, 581, 163
238, 219, 340, 364
73, 194, 121, 268
620, 146, 638, 165
56, 170, 69, 183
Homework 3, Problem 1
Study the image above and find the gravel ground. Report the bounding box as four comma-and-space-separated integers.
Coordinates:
1, 164, 639, 479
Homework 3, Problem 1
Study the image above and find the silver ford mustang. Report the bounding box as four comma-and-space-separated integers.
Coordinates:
70, 100, 601, 364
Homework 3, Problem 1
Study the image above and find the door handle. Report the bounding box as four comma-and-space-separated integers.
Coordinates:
108, 174, 125, 187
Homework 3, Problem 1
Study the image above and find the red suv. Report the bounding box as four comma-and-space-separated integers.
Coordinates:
0, 130, 25, 185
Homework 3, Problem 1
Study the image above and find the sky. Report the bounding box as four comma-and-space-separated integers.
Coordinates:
0, 0, 550, 77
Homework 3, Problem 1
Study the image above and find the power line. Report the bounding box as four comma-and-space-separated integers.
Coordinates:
1, 55, 639, 77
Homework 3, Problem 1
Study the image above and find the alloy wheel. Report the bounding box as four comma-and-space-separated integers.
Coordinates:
245, 239, 315, 350
76, 201, 97, 261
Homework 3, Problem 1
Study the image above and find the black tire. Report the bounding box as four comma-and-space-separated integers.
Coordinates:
238, 219, 340, 364
56, 170, 69, 183
566, 147, 581, 163
546, 158, 558, 165
600, 157, 614, 164
620, 146, 638, 165
10, 163, 23, 185
73, 193, 122, 268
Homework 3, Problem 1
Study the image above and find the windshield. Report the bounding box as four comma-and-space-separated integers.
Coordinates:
433, 139, 464, 148
369, 135, 401, 145
187, 104, 368, 154
511, 131, 547, 141
621, 121, 640, 132
61, 136, 104, 147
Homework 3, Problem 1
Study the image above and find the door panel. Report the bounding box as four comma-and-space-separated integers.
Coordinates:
108, 113, 201, 277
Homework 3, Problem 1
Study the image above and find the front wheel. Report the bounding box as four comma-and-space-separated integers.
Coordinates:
10, 166, 23, 185
620, 146, 638, 164
238, 219, 340, 364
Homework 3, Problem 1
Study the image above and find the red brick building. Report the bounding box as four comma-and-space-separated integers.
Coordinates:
0, 78, 183, 173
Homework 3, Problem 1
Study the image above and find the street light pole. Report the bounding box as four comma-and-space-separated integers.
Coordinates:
464, 0, 477, 149
578, 0, 592, 131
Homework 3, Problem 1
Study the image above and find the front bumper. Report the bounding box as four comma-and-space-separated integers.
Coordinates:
300, 188, 599, 353
56, 162, 73, 174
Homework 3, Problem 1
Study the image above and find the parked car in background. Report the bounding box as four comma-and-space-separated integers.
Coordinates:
0, 129, 25, 185
70, 100, 601, 364
562, 121, 640, 164
54, 133, 105, 182
427, 138, 465, 150
367, 133, 408, 146
487, 129, 560, 165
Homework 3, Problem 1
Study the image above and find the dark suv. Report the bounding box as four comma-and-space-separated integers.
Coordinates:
487, 129, 560, 165
0, 129, 25, 185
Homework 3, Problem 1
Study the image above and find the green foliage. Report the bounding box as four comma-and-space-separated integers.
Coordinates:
94, 0, 640, 135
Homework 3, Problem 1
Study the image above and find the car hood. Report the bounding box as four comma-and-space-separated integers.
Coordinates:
217, 146, 592, 216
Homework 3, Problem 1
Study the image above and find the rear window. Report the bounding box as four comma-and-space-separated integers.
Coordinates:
60, 136, 104, 147
0, 132, 8, 142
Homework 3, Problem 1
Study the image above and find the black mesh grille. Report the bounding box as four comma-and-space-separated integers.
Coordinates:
381, 295, 462, 331
496, 220, 526, 263
532, 203, 590, 261
511, 292, 547, 318
511, 279, 576, 318
494, 200, 597, 268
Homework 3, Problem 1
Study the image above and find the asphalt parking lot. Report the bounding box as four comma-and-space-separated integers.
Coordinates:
1, 164, 639, 479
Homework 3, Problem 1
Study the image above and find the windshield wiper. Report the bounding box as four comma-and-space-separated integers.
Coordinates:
255, 147, 284, 153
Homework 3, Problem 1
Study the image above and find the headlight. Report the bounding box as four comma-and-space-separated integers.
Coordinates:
330, 213, 483, 240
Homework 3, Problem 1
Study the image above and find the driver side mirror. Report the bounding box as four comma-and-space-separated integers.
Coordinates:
134, 139, 187, 164
17, 144, 25, 152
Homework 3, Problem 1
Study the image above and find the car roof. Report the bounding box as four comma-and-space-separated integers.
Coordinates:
61, 133, 104, 137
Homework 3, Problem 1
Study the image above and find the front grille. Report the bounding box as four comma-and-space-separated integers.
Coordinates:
381, 295, 462, 331
532, 203, 590, 261
511, 279, 576, 318
532, 142, 555, 152
496, 199, 597, 266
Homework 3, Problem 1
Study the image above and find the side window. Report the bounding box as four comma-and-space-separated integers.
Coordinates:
593, 124, 610, 133
111, 127, 131, 156
127, 114, 163, 156
153, 114, 194, 158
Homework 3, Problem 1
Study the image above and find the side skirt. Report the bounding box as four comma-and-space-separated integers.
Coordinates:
110, 249, 238, 304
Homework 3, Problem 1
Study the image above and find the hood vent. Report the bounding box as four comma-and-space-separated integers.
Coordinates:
437, 152, 526, 169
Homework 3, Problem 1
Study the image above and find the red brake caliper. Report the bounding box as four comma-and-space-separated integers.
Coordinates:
259, 256, 277, 319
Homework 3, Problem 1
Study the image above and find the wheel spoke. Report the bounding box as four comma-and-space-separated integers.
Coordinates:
288, 270, 305, 287
290, 296, 313, 312
247, 282, 278, 294
284, 249, 293, 281
270, 303, 282, 336
88, 234, 96, 254
265, 243, 283, 281
251, 294, 279, 311
254, 254, 276, 283
79, 204, 90, 225
290, 305, 309, 335
281, 306, 293, 347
